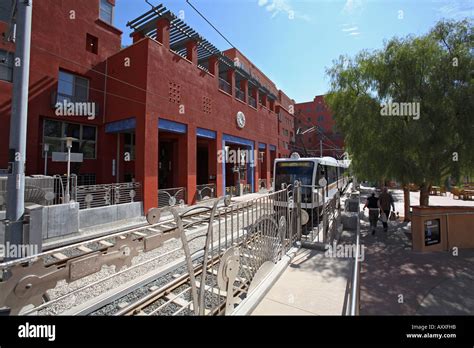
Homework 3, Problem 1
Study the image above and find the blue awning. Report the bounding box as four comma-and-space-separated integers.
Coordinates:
197, 127, 216, 139
105, 118, 136, 133
158, 118, 187, 134
222, 134, 254, 147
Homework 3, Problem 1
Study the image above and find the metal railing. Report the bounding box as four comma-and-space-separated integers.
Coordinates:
158, 188, 295, 315
235, 88, 245, 102
158, 187, 186, 208
248, 95, 257, 108
75, 182, 141, 209
195, 184, 216, 202
349, 192, 361, 315
0, 183, 349, 316
0, 175, 78, 210
218, 78, 231, 94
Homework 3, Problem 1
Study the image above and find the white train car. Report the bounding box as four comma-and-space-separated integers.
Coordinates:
273, 154, 350, 210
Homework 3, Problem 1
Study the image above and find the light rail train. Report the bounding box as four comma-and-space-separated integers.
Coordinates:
273, 154, 350, 210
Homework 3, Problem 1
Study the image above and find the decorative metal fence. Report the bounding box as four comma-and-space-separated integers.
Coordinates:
75, 182, 142, 210
158, 187, 186, 208
195, 184, 216, 202
0, 175, 76, 210
53, 174, 77, 205
0, 182, 346, 315
148, 188, 296, 315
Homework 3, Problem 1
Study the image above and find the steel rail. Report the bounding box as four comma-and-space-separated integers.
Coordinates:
349, 192, 361, 315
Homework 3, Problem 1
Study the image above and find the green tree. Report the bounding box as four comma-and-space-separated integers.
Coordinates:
326, 19, 474, 215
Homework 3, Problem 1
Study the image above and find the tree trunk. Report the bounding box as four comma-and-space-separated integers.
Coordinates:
419, 183, 430, 206
403, 185, 411, 222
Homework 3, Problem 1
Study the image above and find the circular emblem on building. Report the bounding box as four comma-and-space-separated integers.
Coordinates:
236, 111, 246, 129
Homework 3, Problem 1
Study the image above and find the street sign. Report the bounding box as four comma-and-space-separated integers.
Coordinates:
52, 152, 84, 163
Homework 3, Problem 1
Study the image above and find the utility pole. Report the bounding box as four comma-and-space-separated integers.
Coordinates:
320, 140, 323, 158
4, 0, 33, 259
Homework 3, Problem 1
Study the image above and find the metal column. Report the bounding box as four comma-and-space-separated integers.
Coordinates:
4, 0, 33, 260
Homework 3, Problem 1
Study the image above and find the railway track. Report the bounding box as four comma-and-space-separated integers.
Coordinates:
0, 196, 276, 315
91, 229, 280, 316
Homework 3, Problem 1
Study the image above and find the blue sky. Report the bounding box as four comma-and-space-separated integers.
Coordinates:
113, 0, 473, 103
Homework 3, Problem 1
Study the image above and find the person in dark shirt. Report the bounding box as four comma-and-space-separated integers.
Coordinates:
363, 192, 379, 235
378, 187, 395, 232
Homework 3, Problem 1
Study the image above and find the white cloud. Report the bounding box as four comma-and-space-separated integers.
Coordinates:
342, 26, 359, 32
341, 23, 360, 37
436, 1, 474, 19
342, 0, 364, 16
257, 0, 310, 21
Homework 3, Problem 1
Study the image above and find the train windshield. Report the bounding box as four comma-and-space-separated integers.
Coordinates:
275, 161, 314, 189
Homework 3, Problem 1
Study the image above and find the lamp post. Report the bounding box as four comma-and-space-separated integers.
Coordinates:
63, 137, 76, 203
43, 143, 49, 175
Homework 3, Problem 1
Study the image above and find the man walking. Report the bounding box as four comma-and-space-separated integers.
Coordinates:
378, 187, 395, 232
363, 192, 379, 235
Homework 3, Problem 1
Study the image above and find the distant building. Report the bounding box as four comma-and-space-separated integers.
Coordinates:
294, 95, 344, 158
276, 90, 295, 159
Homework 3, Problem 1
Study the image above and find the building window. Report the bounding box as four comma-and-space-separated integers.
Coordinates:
86, 34, 99, 54
0, 1, 12, 22
123, 133, 136, 161
58, 70, 89, 103
0, 50, 13, 82
99, 0, 114, 25
43, 119, 97, 159
77, 173, 96, 186
318, 115, 324, 122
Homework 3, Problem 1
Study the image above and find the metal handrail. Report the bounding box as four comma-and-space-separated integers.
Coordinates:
218, 78, 231, 94
349, 193, 361, 315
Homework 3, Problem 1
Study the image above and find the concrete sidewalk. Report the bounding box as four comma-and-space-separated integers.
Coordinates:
358, 216, 474, 315
252, 248, 352, 315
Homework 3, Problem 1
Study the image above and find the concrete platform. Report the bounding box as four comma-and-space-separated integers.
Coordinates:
252, 248, 352, 315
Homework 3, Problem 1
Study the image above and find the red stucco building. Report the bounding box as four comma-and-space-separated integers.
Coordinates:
294, 95, 344, 158
0, 1, 295, 212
